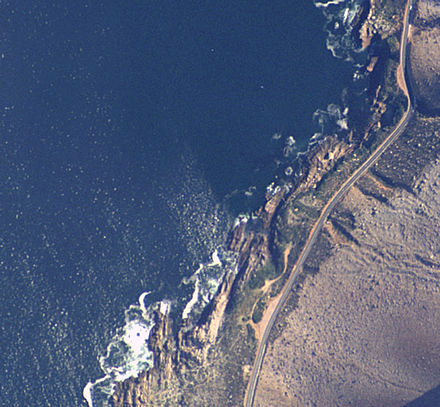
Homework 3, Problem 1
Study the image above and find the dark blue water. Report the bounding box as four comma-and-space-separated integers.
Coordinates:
0, 1, 355, 406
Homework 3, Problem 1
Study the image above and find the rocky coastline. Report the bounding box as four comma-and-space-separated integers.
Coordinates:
106, 0, 430, 405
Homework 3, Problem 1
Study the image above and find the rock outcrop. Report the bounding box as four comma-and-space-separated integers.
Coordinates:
106, 1, 427, 405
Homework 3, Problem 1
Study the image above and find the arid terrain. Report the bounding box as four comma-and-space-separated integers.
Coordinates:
253, 1, 440, 405
107, 1, 440, 406
409, 0, 440, 114
254, 116, 440, 407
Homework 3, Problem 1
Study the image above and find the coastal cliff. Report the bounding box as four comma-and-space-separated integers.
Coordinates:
108, 1, 416, 405
109, 135, 358, 407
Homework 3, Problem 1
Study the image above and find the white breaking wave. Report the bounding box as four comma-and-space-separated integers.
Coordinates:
337, 117, 349, 130
314, 0, 365, 60
182, 265, 203, 320
314, 0, 347, 8
83, 292, 161, 407
82, 2, 367, 404
313, 103, 348, 134
83, 248, 236, 407
233, 214, 249, 230
210, 249, 222, 267
182, 249, 237, 324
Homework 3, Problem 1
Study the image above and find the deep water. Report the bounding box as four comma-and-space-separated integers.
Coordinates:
0, 1, 357, 406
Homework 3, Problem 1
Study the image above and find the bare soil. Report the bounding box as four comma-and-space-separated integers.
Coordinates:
254, 117, 440, 407
409, 0, 440, 114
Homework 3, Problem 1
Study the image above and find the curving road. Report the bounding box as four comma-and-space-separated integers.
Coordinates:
245, 0, 415, 405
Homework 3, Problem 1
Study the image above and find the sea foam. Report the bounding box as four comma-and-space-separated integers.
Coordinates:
83, 248, 236, 406
84, 292, 158, 407
83, 3, 367, 405
181, 249, 237, 326
314, 0, 366, 60
314, 0, 347, 8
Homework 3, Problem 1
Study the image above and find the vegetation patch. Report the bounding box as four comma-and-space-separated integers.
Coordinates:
248, 259, 278, 290
251, 297, 267, 324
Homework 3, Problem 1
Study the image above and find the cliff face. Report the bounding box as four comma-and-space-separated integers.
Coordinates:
108, 130, 392, 406
108, 132, 361, 407
360, 0, 405, 48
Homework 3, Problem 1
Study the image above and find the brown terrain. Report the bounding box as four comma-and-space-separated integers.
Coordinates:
254, 115, 440, 407
409, 0, 440, 114
107, 0, 440, 406
254, 1, 440, 405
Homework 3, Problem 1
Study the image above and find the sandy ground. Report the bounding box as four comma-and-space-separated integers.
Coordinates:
254, 156, 440, 407
409, 0, 440, 114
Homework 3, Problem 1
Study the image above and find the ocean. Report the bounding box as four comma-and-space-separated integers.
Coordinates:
0, 0, 361, 406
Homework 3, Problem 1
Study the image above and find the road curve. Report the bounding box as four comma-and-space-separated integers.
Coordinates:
245, 1, 415, 405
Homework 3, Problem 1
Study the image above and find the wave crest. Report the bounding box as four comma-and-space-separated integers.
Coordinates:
83, 294, 163, 407
83, 248, 236, 406
314, 0, 367, 60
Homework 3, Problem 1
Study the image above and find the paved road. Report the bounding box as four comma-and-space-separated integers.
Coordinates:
245, 1, 415, 405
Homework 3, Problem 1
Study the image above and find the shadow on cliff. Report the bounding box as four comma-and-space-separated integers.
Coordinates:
403, 384, 440, 407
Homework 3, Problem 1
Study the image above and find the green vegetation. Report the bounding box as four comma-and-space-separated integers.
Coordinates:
240, 42, 410, 331
251, 297, 266, 324
248, 259, 278, 290
246, 323, 256, 342
219, 19, 411, 390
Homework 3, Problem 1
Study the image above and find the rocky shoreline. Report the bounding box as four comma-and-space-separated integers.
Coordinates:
253, 112, 440, 407
106, 1, 436, 405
